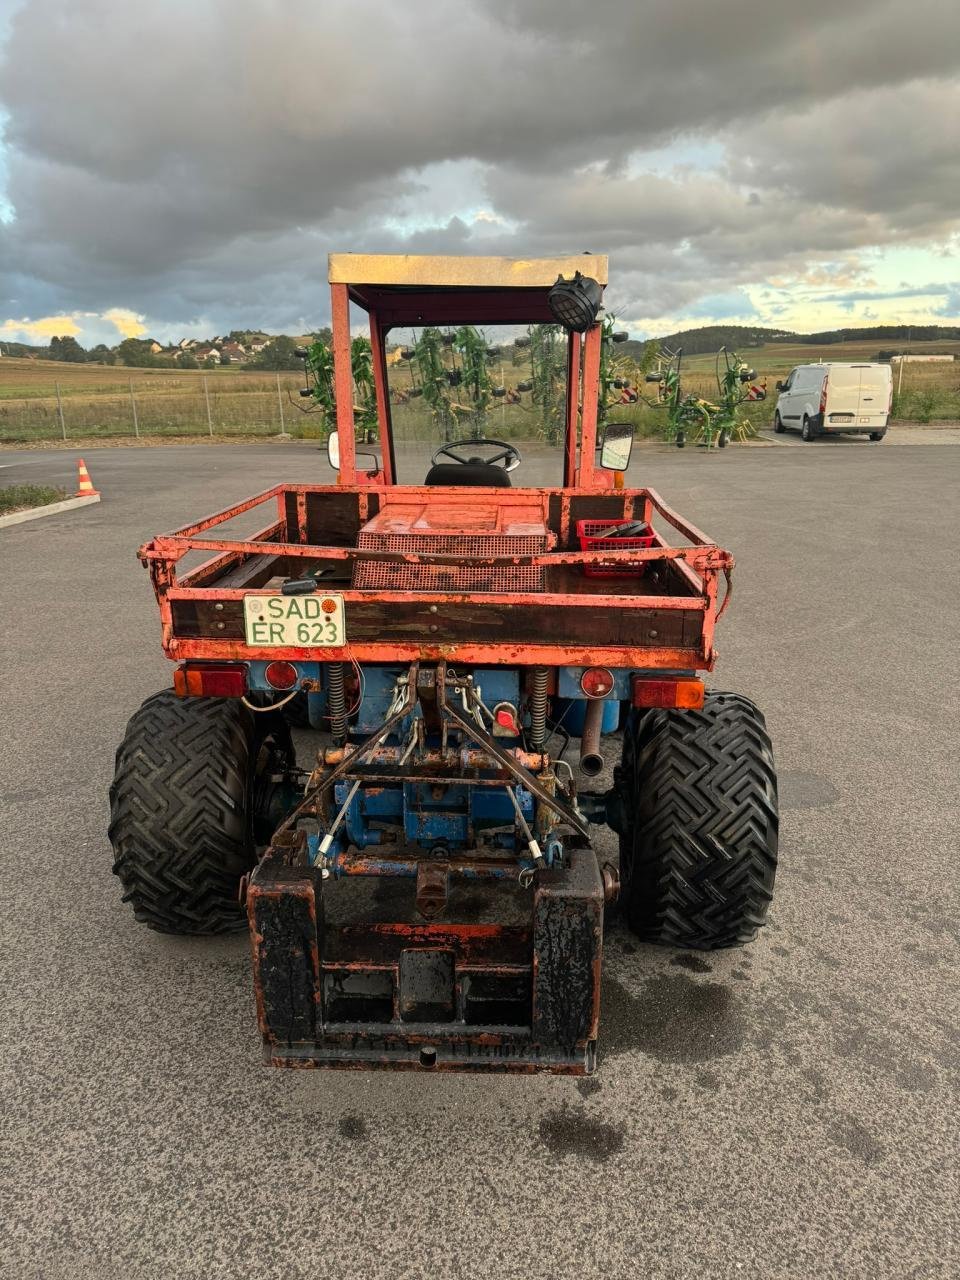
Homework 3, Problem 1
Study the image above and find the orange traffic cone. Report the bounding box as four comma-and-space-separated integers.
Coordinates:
75, 458, 99, 497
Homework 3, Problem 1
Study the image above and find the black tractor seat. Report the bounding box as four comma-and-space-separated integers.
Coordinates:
423, 461, 512, 487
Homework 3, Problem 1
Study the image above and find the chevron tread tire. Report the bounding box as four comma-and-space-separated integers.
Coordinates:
617, 692, 778, 949
109, 691, 260, 935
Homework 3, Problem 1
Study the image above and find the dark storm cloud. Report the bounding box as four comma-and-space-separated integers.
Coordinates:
1, 0, 959, 332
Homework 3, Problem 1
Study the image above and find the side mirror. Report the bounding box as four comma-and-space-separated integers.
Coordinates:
325, 429, 380, 476
599, 423, 634, 472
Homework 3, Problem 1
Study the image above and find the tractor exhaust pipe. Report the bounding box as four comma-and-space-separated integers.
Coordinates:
579, 698, 605, 777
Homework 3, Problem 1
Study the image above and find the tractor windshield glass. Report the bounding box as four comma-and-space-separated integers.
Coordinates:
385, 325, 570, 485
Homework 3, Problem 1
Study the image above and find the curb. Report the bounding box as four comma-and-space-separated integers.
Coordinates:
0, 492, 101, 529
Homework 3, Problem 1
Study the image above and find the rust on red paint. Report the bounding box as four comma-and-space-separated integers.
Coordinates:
139, 481, 732, 674
133, 257, 744, 1075
415, 860, 450, 917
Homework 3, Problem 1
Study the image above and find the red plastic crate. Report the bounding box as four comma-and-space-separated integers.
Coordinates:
576, 518, 656, 578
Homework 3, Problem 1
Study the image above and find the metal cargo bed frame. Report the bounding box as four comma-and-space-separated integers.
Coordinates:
140, 482, 733, 672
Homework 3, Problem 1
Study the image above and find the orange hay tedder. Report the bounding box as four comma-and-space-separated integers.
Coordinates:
110, 254, 778, 1074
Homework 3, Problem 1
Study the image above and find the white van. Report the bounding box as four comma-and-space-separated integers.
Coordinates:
773, 363, 892, 441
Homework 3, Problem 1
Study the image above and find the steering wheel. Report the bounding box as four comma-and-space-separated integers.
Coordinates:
431, 438, 522, 472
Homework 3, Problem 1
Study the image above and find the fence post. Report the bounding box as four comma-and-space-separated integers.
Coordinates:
55, 382, 66, 441
276, 371, 290, 438
129, 379, 140, 439
203, 376, 214, 437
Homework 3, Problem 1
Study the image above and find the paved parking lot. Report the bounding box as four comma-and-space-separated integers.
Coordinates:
1, 439, 957, 1280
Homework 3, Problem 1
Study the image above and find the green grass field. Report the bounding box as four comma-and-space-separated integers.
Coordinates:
1, 336, 957, 444
0, 360, 312, 442
0, 483, 68, 513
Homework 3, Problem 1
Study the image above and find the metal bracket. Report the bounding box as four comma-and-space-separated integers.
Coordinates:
415, 860, 450, 918
274, 664, 419, 837
437, 665, 589, 838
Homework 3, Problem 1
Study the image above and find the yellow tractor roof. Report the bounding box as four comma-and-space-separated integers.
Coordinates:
328, 253, 608, 289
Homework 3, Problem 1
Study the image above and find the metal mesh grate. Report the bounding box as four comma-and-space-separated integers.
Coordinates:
353, 530, 547, 593
353, 561, 542, 593
357, 532, 547, 556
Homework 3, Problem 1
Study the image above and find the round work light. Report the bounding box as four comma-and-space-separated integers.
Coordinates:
547, 272, 604, 332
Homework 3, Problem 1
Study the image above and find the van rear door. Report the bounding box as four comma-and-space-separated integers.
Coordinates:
856, 364, 891, 425
823, 364, 890, 431
823, 366, 860, 427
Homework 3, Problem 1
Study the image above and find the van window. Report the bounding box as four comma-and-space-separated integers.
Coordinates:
782, 369, 796, 390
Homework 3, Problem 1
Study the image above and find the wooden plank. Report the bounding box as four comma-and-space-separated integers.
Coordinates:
304, 489, 364, 545
214, 554, 285, 590
328, 253, 608, 288
170, 598, 701, 650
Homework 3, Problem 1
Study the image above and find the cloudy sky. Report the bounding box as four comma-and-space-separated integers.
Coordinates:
0, 0, 958, 347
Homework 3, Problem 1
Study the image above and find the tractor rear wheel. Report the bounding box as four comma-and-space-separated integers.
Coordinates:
615, 692, 778, 949
109, 690, 290, 934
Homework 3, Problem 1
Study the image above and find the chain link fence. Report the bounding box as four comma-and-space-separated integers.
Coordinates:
0, 370, 326, 443
3, 359, 955, 446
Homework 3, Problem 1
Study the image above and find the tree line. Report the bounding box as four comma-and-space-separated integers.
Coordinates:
30, 328, 334, 370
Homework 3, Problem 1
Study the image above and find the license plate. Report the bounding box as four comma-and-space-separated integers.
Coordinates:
830, 414, 854, 423
243, 593, 345, 647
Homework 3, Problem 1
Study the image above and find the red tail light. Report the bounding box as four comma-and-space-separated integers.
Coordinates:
581, 667, 614, 698
265, 660, 299, 691
631, 675, 704, 710
174, 663, 246, 698
819, 375, 828, 416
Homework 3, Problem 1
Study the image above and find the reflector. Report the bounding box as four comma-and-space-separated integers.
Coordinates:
265, 661, 299, 691
174, 663, 246, 698
580, 667, 614, 698
630, 676, 704, 710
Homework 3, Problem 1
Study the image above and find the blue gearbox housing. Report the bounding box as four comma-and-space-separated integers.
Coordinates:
305, 663, 565, 873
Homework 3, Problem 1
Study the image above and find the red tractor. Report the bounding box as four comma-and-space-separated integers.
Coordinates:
110, 254, 778, 1074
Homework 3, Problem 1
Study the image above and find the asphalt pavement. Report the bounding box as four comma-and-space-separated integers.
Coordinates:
1, 438, 958, 1280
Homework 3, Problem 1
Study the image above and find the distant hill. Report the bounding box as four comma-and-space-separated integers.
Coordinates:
776, 324, 960, 345
641, 325, 797, 356
0, 341, 47, 358
7, 321, 960, 367
633, 323, 960, 357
